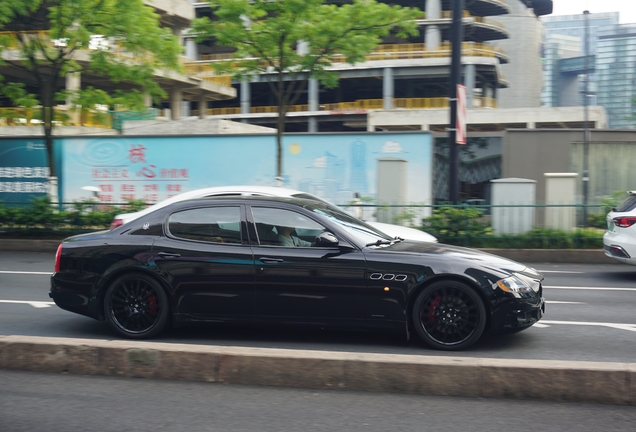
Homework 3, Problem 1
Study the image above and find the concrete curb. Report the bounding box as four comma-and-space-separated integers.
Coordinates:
0, 336, 634, 405
0, 239, 616, 264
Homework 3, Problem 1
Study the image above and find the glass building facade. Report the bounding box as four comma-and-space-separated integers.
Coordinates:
596, 24, 636, 129
541, 13, 618, 108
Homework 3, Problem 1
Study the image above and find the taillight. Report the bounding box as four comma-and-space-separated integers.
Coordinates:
110, 218, 124, 230
613, 217, 636, 228
55, 244, 63, 272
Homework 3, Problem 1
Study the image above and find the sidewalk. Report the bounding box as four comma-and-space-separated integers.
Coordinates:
0, 336, 634, 406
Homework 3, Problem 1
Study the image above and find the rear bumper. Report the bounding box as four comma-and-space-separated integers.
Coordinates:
50, 274, 102, 320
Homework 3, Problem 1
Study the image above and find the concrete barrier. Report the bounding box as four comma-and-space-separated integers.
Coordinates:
0, 336, 634, 405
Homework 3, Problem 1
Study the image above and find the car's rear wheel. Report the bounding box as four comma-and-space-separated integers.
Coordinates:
104, 273, 169, 339
412, 280, 486, 351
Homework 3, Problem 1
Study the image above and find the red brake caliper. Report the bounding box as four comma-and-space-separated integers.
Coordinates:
148, 294, 157, 316
428, 296, 441, 325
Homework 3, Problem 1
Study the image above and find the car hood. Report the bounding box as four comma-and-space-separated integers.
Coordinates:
365, 240, 538, 279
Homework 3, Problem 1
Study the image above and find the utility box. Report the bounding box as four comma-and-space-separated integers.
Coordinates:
545, 172, 578, 232
376, 157, 407, 224
491, 178, 536, 235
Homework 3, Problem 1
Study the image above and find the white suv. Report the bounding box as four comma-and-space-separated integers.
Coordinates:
603, 191, 636, 265
110, 185, 437, 242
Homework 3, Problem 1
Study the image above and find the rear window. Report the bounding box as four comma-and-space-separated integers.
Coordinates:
614, 194, 636, 213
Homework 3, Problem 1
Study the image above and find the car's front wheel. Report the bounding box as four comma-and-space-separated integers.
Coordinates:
412, 280, 486, 350
104, 273, 170, 339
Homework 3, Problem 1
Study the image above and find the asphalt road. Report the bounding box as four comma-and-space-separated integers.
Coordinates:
2, 370, 635, 432
1, 251, 636, 362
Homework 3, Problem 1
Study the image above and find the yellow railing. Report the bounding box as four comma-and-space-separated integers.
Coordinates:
202, 96, 497, 116
198, 42, 506, 64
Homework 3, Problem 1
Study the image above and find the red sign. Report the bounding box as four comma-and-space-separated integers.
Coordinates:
456, 84, 467, 145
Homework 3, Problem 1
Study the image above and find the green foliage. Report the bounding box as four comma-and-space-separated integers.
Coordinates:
0, 0, 183, 177
0, 196, 150, 233
392, 205, 421, 227
587, 190, 629, 229
421, 206, 492, 243
476, 228, 603, 249
420, 206, 603, 249
192, 0, 422, 179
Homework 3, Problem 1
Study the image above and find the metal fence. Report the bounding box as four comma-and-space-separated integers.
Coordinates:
0, 201, 607, 248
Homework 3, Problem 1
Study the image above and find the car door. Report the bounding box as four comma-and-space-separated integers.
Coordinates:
248, 205, 368, 322
152, 204, 255, 319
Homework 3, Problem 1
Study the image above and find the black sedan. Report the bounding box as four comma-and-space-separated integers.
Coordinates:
50, 196, 545, 350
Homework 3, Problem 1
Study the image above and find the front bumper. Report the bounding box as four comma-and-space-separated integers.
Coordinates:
489, 286, 545, 335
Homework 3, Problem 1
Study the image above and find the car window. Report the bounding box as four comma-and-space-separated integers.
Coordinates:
614, 195, 636, 213
168, 206, 242, 244
307, 203, 391, 244
252, 207, 326, 247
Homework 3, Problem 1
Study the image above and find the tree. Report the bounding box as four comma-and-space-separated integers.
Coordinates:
192, 0, 422, 184
0, 0, 182, 193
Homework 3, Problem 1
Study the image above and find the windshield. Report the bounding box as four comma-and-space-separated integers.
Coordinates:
306, 203, 392, 245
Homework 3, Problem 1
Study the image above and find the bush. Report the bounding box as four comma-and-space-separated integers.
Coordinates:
421, 206, 492, 245
587, 190, 629, 229
419, 206, 603, 249
0, 196, 147, 236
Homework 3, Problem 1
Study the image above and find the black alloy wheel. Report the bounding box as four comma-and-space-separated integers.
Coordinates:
412, 280, 486, 351
104, 273, 169, 338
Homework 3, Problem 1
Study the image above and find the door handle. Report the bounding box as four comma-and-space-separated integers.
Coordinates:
259, 257, 284, 264
157, 252, 181, 258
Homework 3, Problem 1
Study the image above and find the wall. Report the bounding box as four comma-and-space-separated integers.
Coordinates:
55, 132, 433, 210
503, 129, 636, 205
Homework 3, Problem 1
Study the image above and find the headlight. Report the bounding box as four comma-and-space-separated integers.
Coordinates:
494, 275, 533, 297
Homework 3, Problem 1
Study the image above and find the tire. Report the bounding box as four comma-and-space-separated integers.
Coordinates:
412, 280, 486, 351
103, 273, 170, 339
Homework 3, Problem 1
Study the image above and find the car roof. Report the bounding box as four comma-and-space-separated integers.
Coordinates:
114, 185, 325, 219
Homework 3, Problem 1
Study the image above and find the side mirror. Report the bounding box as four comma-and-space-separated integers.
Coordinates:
314, 232, 339, 247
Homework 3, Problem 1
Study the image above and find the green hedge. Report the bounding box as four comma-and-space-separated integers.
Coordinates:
0, 196, 146, 237
420, 206, 603, 249
0, 198, 606, 248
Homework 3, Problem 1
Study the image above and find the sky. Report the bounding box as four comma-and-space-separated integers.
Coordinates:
550, 0, 636, 24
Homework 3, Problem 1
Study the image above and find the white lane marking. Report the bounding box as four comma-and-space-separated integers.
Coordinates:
0, 300, 54, 308
545, 301, 584, 304
533, 323, 550, 328
0, 271, 51, 275
544, 286, 636, 291
537, 270, 584, 274
540, 320, 636, 332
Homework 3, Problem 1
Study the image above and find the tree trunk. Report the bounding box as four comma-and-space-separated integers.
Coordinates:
276, 103, 286, 187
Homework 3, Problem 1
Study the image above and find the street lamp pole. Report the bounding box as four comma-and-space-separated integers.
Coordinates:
582, 10, 590, 227
448, 0, 464, 204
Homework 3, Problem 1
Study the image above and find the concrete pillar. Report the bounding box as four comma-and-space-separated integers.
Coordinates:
483, 82, 493, 106
170, 88, 183, 120
308, 78, 318, 132
545, 173, 579, 232
199, 94, 207, 119
383, 67, 394, 110
185, 38, 198, 60
240, 80, 251, 115
65, 72, 81, 125
425, 0, 441, 50
143, 93, 152, 107
464, 64, 475, 108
